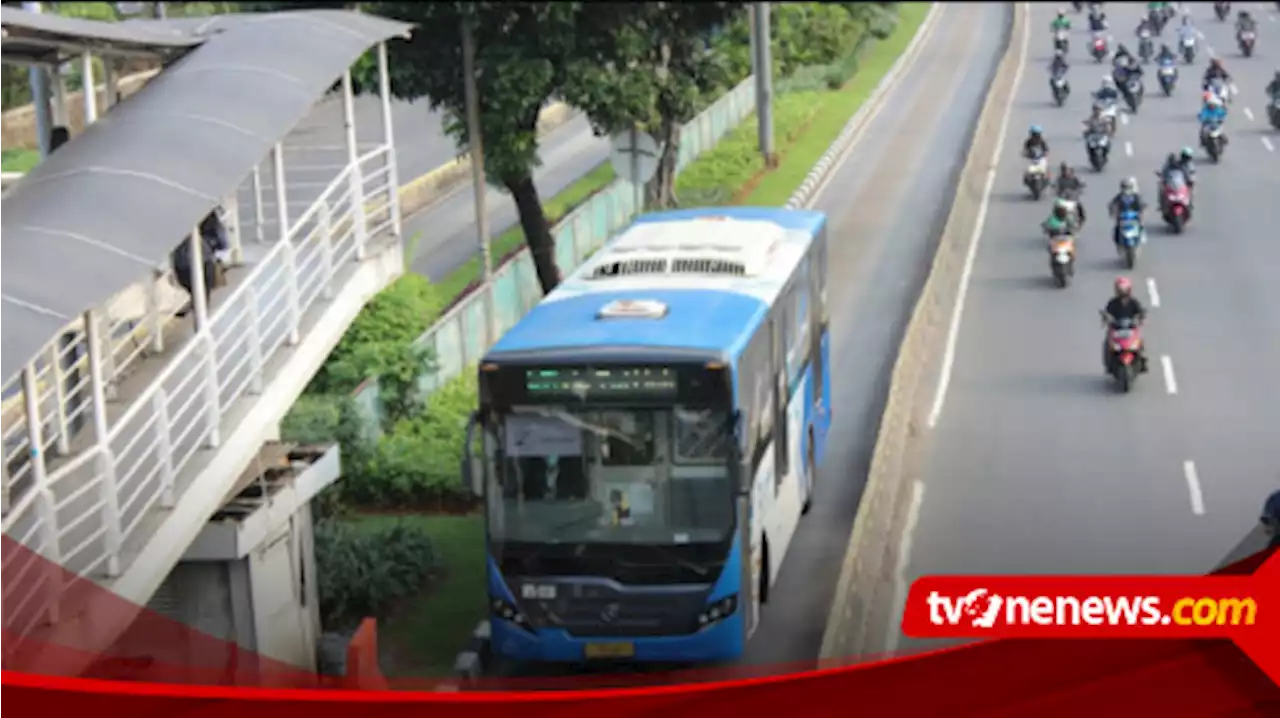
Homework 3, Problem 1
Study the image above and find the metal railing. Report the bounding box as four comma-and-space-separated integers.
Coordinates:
1, 142, 397, 646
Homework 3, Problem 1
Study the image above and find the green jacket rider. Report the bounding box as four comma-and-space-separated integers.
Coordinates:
1043, 199, 1079, 238
1052, 12, 1072, 31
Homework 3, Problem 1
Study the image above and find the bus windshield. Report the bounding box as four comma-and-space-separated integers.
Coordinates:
484, 406, 735, 546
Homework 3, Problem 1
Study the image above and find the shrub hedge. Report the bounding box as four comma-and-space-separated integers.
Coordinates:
314, 518, 438, 631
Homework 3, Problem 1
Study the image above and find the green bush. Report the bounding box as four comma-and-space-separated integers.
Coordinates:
308, 274, 444, 396
314, 519, 438, 631
341, 371, 477, 510
712, 3, 868, 86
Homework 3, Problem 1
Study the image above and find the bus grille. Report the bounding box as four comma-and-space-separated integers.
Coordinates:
512, 582, 711, 638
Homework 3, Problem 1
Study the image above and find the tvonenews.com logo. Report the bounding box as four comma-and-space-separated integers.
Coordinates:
925, 589, 1259, 629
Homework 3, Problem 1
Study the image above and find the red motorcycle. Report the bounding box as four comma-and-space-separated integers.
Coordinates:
1101, 313, 1146, 393
1091, 34, 1109, 62
1158, 171, 1192, 233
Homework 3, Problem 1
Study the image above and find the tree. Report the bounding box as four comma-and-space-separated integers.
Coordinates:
561, 2, 737, 210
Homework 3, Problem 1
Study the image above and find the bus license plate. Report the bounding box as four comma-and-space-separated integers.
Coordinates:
584, 642, 635, 659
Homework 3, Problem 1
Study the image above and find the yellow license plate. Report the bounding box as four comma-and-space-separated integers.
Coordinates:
584, 642, 635, 659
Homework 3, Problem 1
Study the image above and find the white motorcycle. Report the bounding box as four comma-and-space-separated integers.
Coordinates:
1180, 33, 1197, 63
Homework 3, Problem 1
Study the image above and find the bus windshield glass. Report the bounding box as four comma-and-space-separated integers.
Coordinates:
484, 406, 735, 546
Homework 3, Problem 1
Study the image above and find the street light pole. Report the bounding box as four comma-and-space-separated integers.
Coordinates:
461, 17, 497, 347
751, 2, 776, 168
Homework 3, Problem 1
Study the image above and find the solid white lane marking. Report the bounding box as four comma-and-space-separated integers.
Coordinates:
884, 480, 926, 655
1243, 107, 1254, 122
1183, 460, 1206, 516
1125, 141, 1134, 157
929, 2, 1031, 430
1147, 277, 1161, 307
1263, 137, 1276, 152
1161, 355, 1178, 395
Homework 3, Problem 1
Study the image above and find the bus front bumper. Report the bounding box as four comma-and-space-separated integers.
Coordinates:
489, 611, 745, 664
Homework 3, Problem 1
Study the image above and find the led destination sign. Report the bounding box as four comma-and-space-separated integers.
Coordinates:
481, 363, 727, 407
524, 366, 678, 400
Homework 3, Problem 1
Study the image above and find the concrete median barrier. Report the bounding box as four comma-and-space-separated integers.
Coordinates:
395, 101, 578, 218
819, 1, 1029, 662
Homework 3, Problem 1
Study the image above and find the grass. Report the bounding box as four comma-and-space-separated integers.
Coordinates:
2, 148, 40, 174
676, 2, 933, 208
422, 161, 617, 317
351, 513, 487, 677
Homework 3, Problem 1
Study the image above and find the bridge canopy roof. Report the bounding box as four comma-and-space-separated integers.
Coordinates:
0, 8, 413, 381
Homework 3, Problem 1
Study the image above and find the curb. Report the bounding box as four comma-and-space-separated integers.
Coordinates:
396, 102, 578, 218
784, 4, 942, 210
818, 2, 1029, 662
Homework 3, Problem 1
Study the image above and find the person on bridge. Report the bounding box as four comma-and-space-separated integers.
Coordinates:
1023, 125, 1049, 159
1101, 277, 1149, 374
172, 210, 230, 319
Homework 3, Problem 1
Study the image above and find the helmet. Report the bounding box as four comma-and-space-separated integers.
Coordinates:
1180, 147, 1193, 160
1121, 177, 1137, 193
1114, 276, 1133, 297
1102, 76, 1115, 87
1166, 152, 1179, 165
1060, 161, 1071, 173
1058, 8, 1066, 16
1239, 10, 1250, 19
1211, 57, 1223, 68
1030, 125, 1043, 135
1053, 203, 1069, 219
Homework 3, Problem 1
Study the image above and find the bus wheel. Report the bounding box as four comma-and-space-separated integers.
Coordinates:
801, 426, 816, 515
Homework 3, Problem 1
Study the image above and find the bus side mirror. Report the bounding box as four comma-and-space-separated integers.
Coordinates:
730, 410, 750, 495
462, 411, 485, 498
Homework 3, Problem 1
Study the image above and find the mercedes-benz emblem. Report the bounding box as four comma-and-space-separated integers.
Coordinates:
600, 602, 621, 623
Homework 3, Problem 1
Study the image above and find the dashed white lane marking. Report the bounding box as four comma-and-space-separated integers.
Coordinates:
1161, 355, 1179, 395
1243, 107, 1254, 121
1121, 112, 1130, 126
1147, 277, 1161, 307
1263, 137, 1276, 152
1125, 141, 1134, 157
1183, 460, 1206, 516
885, 480, 926, 655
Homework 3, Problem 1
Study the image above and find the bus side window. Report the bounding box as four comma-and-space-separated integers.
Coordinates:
772, 306, 788, 493
809, 242, 825, 401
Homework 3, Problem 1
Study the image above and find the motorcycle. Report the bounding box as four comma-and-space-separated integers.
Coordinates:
1115, 209, 1145, 269
1123, 77, 1144, 112
1215, 2, 1231, 21
1159, 171, 1193, 232
1024, 149, 1051, 200
1270, 95, 1280, 130
1101, 313, 1147, 393
1238, 29, 1256, 58
1048, 233, 1076, 288
1157, 62, 1178, 96
1092, 33, 1110, 62
1138, 33, 1154, 63
1201, 120, 1226, 162
1054, 29, 1070, 54
1050, 73, 1071, 106
1086, 131, 1111, 170
1181, 34, 1197, 64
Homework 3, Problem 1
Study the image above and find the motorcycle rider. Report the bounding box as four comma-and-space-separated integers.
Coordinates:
1095, 75, 1120, 104
1199, 93, 1228, 128
1267, 70, 1280, 99
1157, 152, 1195, 210
1043, 199, 1079, 238
1055, 163, 1087, 225
1203, 57, 1231, 92
1176, 14, 1197, 49
1156, 43, 1177, 65
1236, 10, 1257, 34
1089, 6, 1108, 32
1101, 277, 1149, 374
1052, 8, 1072, 32
1112, 43, 1135, 71
1049, 49, 1070, 77
1107, 177, 1147, 247
1083, 105, 1111, 137
1024, 125, 1049, 158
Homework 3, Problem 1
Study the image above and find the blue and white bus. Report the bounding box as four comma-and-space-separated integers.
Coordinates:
462, 206, 832, 664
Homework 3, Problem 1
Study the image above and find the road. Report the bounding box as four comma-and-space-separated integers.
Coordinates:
481, 2, 1009, 682
893, 1, 1280, 655
234, 89, 611, 282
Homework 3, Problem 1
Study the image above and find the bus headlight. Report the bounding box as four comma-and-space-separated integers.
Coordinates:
491, 597, 534, 632
696, 595, 738, 628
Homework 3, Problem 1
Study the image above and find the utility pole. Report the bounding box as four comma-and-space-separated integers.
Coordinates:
751, 2, 776, 168
22, 2, 54, 158
461, 17, 498, 347
154, 2, 167, 19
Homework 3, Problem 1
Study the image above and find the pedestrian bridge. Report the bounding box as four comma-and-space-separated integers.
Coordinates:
1, 7, 413, 674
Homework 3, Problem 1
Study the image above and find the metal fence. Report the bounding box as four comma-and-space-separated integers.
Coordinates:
350, 76, 759, 424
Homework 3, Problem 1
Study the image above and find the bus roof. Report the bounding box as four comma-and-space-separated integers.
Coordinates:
485, 207, 825, 362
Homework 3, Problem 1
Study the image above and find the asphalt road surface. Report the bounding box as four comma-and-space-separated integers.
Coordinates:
893, 1, 1280, 656
486, 2, 1009, 682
